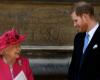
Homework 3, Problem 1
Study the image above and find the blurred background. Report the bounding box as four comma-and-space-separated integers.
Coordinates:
0, 0, 100, 80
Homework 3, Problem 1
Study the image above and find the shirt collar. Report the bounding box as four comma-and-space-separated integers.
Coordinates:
87, 23, 99, 40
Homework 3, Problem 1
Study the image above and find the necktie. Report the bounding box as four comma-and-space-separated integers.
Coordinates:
83, 33, 89, 53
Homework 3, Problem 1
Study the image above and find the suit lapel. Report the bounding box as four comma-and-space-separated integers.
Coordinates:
84, 25, 100, 56
76, 33, 85, 64
79, 25, 100, 68
80, 33, 85, 55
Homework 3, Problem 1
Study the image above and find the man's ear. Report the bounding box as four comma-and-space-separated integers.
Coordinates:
82, 13, 89, 22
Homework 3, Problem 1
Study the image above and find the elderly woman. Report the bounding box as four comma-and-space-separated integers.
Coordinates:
0, 29, 34, 80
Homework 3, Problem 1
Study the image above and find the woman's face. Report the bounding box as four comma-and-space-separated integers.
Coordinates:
4, 44, 21, 60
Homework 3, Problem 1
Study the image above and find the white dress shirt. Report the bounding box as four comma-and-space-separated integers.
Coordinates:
87, 23, 99, 45
83, 23, 99, 53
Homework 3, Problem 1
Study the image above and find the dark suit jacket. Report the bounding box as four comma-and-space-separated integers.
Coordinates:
68, 25, 100, 80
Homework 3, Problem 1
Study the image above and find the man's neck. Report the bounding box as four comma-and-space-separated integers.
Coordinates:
87, 19, 97, 32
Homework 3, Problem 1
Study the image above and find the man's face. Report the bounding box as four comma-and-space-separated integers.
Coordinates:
71, 11, 88, 32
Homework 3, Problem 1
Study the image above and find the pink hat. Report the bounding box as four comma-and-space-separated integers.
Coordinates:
0, 28, 26, 52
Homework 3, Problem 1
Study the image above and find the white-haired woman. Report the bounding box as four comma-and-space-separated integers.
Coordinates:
0, 29, 35, 80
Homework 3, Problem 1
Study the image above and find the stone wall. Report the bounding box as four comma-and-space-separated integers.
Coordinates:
0, 3, 76, 46
0, 2, 100, 46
